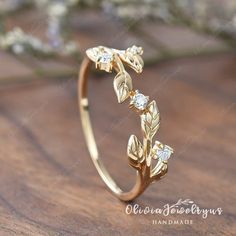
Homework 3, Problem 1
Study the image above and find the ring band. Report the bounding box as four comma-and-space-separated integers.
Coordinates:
78, 45, 174, 201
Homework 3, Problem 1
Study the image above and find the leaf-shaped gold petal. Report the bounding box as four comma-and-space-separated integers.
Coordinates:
123, 53, 144, 73
141, 101, 160, 139
151, 163, 168, 182
127, 135, 144, 168
113, 71, 132, 103
86, 46, 112, 63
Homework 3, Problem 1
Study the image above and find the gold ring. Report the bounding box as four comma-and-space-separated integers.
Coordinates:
78, 45, 174, 201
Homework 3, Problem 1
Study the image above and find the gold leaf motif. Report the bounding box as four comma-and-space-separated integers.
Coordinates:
141, 101, 160, 139
113, 71, 132, 103
124, 53, 144, 73
127, 135, 144, 168
151, 163, 168, 182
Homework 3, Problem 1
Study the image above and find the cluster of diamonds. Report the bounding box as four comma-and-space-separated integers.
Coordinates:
129, 91, 173, 162
86, 45, 173, 166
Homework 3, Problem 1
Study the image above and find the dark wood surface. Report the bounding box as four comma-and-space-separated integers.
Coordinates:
0, 52, 235, 235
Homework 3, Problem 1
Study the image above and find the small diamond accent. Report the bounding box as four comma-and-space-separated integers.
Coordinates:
129, 45, 143, 55
132, 93, 149, 110
153, 142, 173, 162
99, 53, 113, 63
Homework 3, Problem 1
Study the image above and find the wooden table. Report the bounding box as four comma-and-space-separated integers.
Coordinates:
0, 52, 235, 235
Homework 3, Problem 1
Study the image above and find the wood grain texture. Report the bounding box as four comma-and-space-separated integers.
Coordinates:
0, 53, 235, 235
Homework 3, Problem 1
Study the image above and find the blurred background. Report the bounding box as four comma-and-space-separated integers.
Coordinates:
0, 1, 235, 235
0, 0, 235, 83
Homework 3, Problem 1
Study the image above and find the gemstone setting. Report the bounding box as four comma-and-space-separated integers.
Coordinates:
131, 91, 149, 110
96, 52, 114, 72
152, 141, 173, 162
129, 45, 143, 55
99, 53, 113, 63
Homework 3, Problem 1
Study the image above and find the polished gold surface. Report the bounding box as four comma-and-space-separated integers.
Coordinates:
78, 45, 173, 201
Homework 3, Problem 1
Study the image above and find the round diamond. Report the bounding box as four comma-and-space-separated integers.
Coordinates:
156, 148, 172, 161
99, 53, 112, 63
133, 93, 149, 110
130, 45, 142, 55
